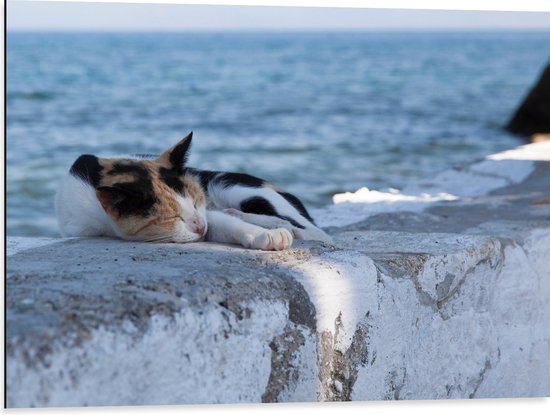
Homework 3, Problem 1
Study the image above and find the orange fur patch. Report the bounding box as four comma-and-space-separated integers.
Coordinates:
94, 157, 206, 239
183, 174, 206, 206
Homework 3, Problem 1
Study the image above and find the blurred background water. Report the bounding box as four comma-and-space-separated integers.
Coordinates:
6, 31, 550, 236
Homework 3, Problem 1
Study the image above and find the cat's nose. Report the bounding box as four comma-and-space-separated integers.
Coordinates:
191, 217, 206, 236
195, 224, 205, 236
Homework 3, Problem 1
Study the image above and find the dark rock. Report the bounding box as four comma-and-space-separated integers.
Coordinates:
506, 63, 550, 138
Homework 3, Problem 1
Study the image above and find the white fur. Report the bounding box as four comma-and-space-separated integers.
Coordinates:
205, 180, 333, 244
207, 182, 308, 225
223, 208, 333, 244
206, 210, 293, 251
175, 197, 208, 243
55, 174, 116, 237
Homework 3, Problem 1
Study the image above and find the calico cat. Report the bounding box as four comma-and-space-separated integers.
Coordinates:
55, 132, 332, 251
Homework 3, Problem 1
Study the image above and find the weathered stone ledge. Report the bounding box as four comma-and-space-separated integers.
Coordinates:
6, 142, 550, 407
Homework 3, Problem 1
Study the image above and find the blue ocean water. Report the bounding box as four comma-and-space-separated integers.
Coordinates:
6, 32, 550, 237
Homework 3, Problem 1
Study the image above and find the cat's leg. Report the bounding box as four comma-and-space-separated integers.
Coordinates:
223, 208, 333, 244
205, 210, 293, 251
223, 208, 292, 229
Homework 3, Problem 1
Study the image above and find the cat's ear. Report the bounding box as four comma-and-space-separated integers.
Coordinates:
96, 186, 137, 219
156, 132, 193, 174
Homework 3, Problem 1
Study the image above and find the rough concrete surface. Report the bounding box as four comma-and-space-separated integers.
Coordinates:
6, 142, 550, 407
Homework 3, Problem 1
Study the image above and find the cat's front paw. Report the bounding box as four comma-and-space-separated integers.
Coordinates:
223, 208, 242, 218
250, 228, 293, 251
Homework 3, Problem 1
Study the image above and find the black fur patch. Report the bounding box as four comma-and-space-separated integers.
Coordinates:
159, 167, 184, 193
107, 163, 157, 216
186, 168, 218, 192
185, 167, 313, 227
70, 154, 102, 187
240, 197, 305, 229
218, 172, 265, 188
170, 133, 192, 174
108, 162, 148, 176
186, 169, 265, 192
278, 191, 315, 224
240, 196, 278, 216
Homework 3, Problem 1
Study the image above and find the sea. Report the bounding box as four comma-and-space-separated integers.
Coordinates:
6, 31, 550, 237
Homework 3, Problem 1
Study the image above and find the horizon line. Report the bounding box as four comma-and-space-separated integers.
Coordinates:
8, 27, 550, 33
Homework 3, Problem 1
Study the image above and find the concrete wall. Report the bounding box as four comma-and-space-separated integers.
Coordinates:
6, 142, 550, 407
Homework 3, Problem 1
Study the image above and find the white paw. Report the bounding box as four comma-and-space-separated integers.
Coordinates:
224, 208, 243, 218
250, 228, 293, 251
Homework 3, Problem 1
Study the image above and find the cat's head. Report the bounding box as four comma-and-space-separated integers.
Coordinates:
90, 132, 207, 242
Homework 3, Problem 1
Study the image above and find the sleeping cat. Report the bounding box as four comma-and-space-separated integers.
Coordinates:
55, 132, 332, 251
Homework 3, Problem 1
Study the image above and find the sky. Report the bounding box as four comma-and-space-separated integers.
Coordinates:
7, 0, 550, 31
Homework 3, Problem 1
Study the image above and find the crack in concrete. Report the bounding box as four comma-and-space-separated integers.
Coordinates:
318, 312, 370, 401
261, 324, 307, 403
389, 240, 505, 319
385, 368, 408, 400
435, 252, 504, 320
371, 254, 431, 280
469, 359, 492, 398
